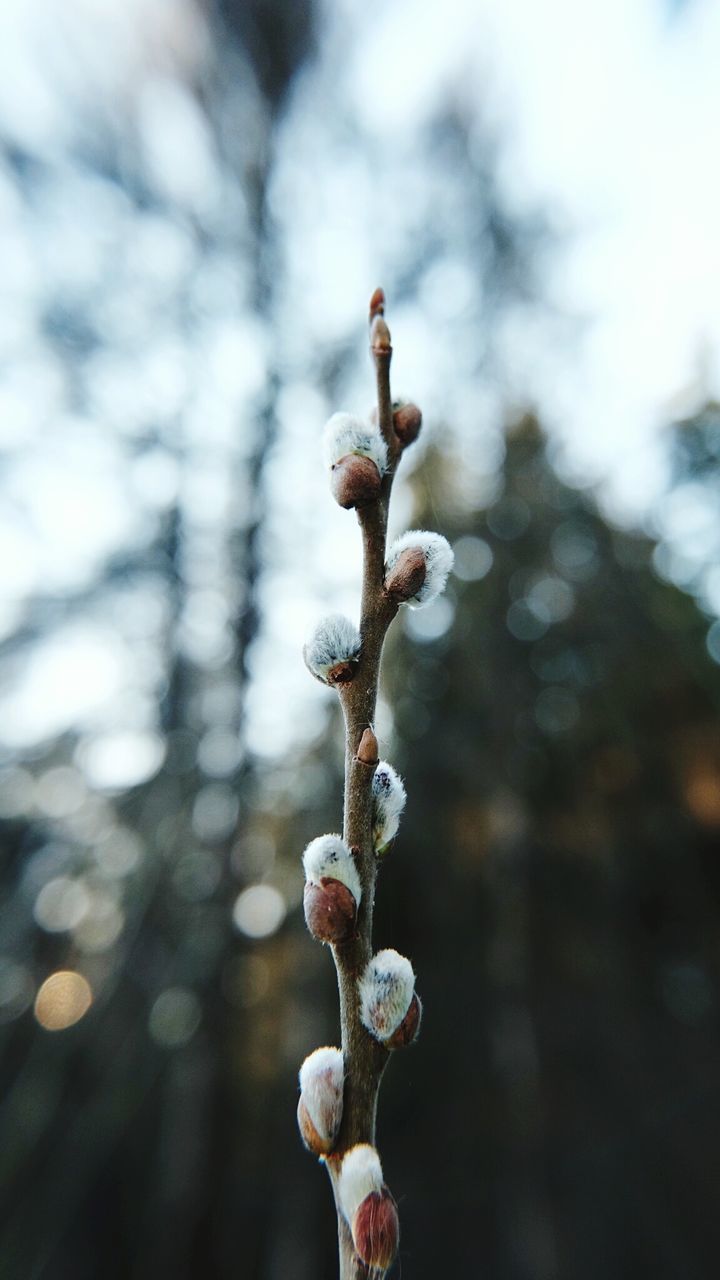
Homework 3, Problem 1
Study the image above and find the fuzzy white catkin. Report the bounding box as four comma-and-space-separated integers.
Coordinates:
299, 1047, 344, 1145
338, 1144, 384, 1224
359, 949, 415, 1041
303, 614, 361, 683
302, 834, 362, 905
386, 529, 454, 607
372, 762, 406, 852
322, 412, 388, 476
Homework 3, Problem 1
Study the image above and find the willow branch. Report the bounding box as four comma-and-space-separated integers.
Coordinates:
298, 289, 445, 1279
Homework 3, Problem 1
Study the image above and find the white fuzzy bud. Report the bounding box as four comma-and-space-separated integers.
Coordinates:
372, 762, 407, 853
385, 529, 454, 607
302, 834, 362, 906
303, 614, 361, 685
298, 1047, 344, 1150
359, 949, 415, 1041
338, 1144, 384, 1225
323, 412, 388, 476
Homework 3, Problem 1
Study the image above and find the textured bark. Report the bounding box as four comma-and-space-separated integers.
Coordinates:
322, 307, 403, 1278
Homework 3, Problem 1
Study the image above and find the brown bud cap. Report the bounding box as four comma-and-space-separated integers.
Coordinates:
384, 546, 427, 601
369, 286, 385, 319
297, 1095, 333, 1157
356, 727, 379, 766
393, 402, 422, 447
353, 1190, 400, 1271
384, 992, 422, 1049
370, 314, 391, 355
326, 660, 357, 686
331, 454, 382, 510
303, 877, 357, 944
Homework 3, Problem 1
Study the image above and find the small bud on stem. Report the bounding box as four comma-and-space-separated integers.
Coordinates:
331, 454, 382, 509
356, 727, 379, 766
304, 878, 358, 945
370, 314, 392, 356
384, 546, 427, 603
323, 412, 387, 511
298, 1047, 345, 1156
352, 1189, 400, 1271
303, 615, 361, 686
385, 530, 454, 608
359, 949, 419, 1047
372, 762, 407, 853
302, 835, 361, 944
393, 401, 422, 447
339, 1145, 399, 1273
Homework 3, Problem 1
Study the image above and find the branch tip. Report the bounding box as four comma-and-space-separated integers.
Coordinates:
369, 286, 385, 319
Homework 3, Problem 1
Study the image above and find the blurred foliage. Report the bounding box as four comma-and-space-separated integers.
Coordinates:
3, 410, 720, 1278
379, 415, 720, 1277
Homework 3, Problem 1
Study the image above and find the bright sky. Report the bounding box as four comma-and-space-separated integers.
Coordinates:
483, 0, 720, 513
326, 0, 720, 513
1, 0, 719, 763
247, 0, 720, 755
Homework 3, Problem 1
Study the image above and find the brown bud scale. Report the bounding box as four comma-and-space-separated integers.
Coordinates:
304, 877, 357, 945
327, 660, 356, 686
370, 314, 391, 355
353, 1190, 400, 1271
384, 546, 427, 602
331, 454, 382, 510
369, 286, 385, 318
356, 727, 379, 766
393, 402, 422, 447
385, 992, 422, 1049
297, 1096, 333, 1157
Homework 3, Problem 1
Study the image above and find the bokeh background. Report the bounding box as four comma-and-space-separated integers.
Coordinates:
2, 0, 720, 1276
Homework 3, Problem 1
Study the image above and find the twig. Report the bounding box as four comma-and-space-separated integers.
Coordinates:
297, 289, 453, 1277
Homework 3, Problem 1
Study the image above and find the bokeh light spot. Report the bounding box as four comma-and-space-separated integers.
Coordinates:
527, 576, 575, 623
35, 766, 86, 818
452, 535, 493, 582
77, 730, 166, 791
232, 884, 286, 939
34, 971, 92, 1031
192, 784, 239, 842
197, 728, 244, 777
34, 876, 91, 933
551, 522, 598, 580
534, 686, 580, 735
93, 827, 143, 878
73, 889, 125, 953
148, 988, 201, 1048
404, 597, 455, 643
507, 600, 548, 641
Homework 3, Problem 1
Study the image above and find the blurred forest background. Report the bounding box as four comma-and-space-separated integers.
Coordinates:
1, 1, 720, 1278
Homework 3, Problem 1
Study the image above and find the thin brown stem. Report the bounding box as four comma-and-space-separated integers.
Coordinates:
323, 301, 402, 1278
